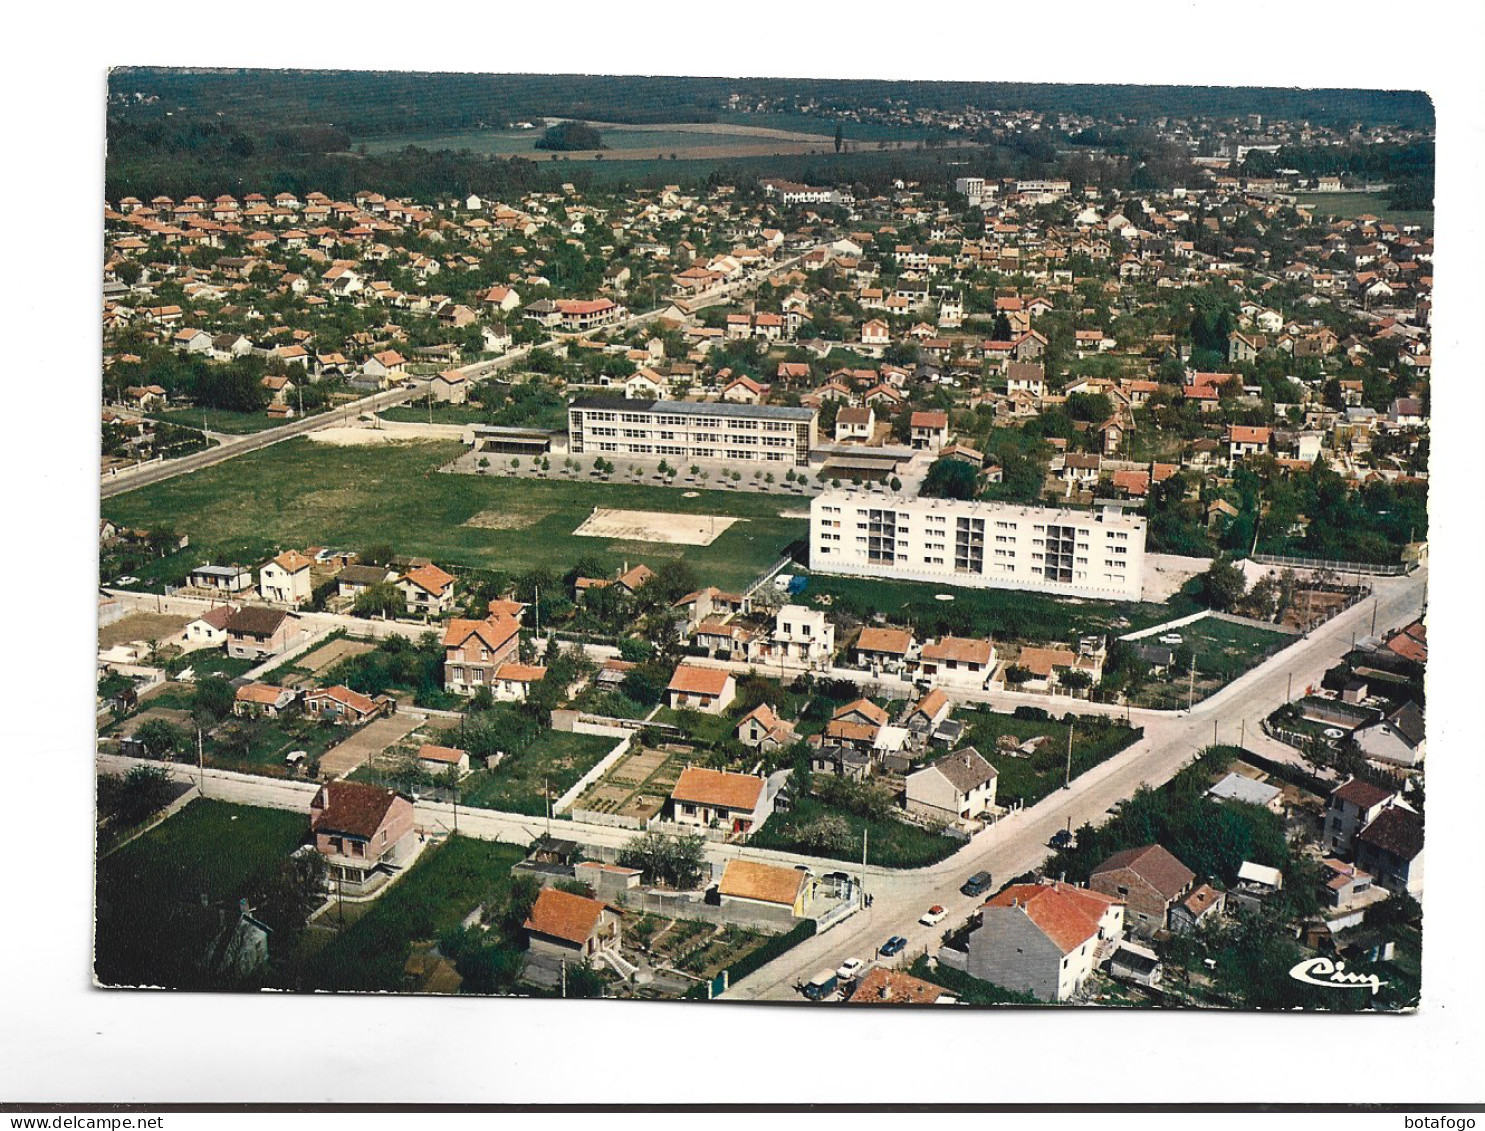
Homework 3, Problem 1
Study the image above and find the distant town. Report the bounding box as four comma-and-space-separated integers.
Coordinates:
96, 75, 1428, 1008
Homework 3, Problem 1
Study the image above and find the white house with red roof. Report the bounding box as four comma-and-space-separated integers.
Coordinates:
964, 881, 1125, 1001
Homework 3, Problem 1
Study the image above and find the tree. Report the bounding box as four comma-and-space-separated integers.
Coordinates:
834, 122, 844, 154
618, 830, 706, 888
1198, 557, 1248, 612
920, 456, 980, 500
353, 582, 406, 619
1003, 665, 1033, 686
133, 718, 186, 759
499, 872, 542, 938
192, 676, 235, 722
563, 960, 607, 998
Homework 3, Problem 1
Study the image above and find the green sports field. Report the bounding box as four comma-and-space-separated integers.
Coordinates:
100, 438, 806, 591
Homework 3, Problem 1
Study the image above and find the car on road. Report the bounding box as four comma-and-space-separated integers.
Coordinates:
878, 936, 907, 958
836, 958, 865, 981
1049, 829, 1075, 850
801, 969, 838, 1000
960, 871, 994, 897
919, 905, 947, 927
113, 576, 140, 587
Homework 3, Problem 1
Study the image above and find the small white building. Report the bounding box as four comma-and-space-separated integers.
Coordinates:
258, 550, 314, 608
766, 604, 835, 668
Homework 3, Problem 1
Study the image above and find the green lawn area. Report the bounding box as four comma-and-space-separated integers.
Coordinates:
959, 710, 1143, 809
154, 407, 333, 434
101, 438, 805, 592
458, 730, 619, 816
806, 571, 1192, 645
205, 714, 346, 772
95, 800, 308, 988
650, 705, 739, 747
165, 651, 258, 680
290, 835, 525, 992
1299, 192, 1433, 230
749, 796, 960, 869
1130, 616, 1294, 709
378, 404, 502, 427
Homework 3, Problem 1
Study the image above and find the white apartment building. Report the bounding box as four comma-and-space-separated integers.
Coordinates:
810, 490, 1146, 601
568, 396, 817, 467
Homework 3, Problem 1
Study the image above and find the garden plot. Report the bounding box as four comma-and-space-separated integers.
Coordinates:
573, 746, 685, 822
574, 507, 738, 546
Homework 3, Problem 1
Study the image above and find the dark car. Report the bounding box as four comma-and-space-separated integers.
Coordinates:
878, 936, 907, 957
960, 871, 994, 897
1049, 829, 1075, 850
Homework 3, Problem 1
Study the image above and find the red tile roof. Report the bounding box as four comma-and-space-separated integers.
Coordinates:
523, 888, 606, 946
671, 767, 765, 813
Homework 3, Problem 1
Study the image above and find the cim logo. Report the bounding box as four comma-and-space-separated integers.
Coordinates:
1288, 956, 1387, 994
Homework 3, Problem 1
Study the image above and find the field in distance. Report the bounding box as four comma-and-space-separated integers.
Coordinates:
99, 438, 806, 591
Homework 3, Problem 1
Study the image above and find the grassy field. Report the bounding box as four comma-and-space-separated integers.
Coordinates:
458, 730, 619, 816
291, 835, 525, 992
958, 710, 1144, 809
749, 796, 960, 869
95, 800, 308, 988
807, 571, 1191, 646
378, 404, 502, 426
1132, 617, 1294, 709
1297, 192, 1433, 229
100, 438, 807, 592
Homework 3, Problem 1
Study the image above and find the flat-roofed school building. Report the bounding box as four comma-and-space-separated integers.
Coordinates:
567, 396, 817, 467
810, 490, 1146, 601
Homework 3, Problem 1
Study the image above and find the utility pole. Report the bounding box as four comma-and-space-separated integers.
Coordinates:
1064, 723, 1074, 789
1240, 717, 1246, 750
197, 726, 205, 791
1287, 672, 1293, 703
1187, 653, 1196, 713
1370, 600, 1378, 637
545, 777, 552, 836
1213, 718, 1218, 746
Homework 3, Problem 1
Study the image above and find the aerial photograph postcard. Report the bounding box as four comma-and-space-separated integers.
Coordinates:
95, 68, 1431, 1010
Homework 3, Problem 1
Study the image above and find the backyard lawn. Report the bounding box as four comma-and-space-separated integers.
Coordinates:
1129, 616, 1295, 709
101, 438, 806, 592
154, 407, 330, 435
457, 730, 619, 816
289, 835, 525, 992
748, 795, 960, 869
958, 709, 1144, 809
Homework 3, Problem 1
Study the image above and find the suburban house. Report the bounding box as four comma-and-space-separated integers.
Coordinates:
442, 614, 521, 696
1088, 843, 1196, 936
183, 604, 237, 646
490, 662, 547, 702
232, 682, 297, 718
918, 636, 997, 690
523, 888, 621, 968
259, 550, 314, 608
303, 684, 389, 725
223, 606, 301, 660
188, 564, 253, 594
826, 698, 890, 749
666, 664, 736, 714
1324, 777, 1397, 854
1207, 771, 1284, 813
735, 703, 796, 751
416, 743, 471, 778
668, 766, 767, 834
336, 563, 394, 599
308, 780, 416, 895
397, 563, 458, 618
964, 882, 1125, 1003
904, 687, 952, 738
1168, 883, 1226, 934
834, 405, 875, 443
1321, 858, 1377, 909
715, 859, 816, 920
1353, 804, 1425, 896
854, 626, 914, 673
1352, 701, 1426, 768
763, 604, 835, 667
904, 748, 998, 824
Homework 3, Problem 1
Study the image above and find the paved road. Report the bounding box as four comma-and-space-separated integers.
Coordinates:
723, 566, 1426, 1001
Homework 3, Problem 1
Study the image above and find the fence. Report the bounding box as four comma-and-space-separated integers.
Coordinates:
566, 807, 650, 831
551, 731, 634, 816
685, 917, 819, 999
1250, 553, 1410, 577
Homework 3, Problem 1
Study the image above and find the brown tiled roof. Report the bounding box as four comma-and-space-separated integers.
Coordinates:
667, 664, 733, 697
856, 626, 912, 656
986, 883, 1120, 955
311, 780, 402, 839
671, 767, 764, 812
416, 743, 467, 765
845, 966, 948, 1004
194, 604, 238, 630
923, 748, 996, 793
271, 550, 313, 573
401, 562, 456, 595
1091, 844, 1195, 900
1017, 646, 1077, 677
523, 888, 605, 946
306, 684, 377, 715
1357, 806, 1424, 861
224, 605, 289, 638
234, 682, 290, 705
1181, 883, 1222, 917
716, 859, 806, 907
922, 637, 993, 665
442, 615, 520, 652
911, 688, 949, 721
1332, 777, 1394, 810
832, 698, 889, 726
494, 663, 547, 683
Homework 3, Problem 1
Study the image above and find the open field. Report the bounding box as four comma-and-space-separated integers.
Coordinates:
99, 438, 807, 592
455, 730, 619, 816
575, 507, 738, 546
153, 408, 308, 435
806, 571, 1193, 645
1296, 192, 1433, 229
749, 795, 960, 869
958, 710, 1144, 810
98, 611, 189, 650
1131, 617, 1294, 709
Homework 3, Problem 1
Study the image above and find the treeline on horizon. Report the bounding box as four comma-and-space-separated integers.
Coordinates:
109, 69, 1436, 136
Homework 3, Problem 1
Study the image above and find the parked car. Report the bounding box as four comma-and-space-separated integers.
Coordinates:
802, 969, 838, 1000
836, 958, 865, 981
919, 905, 947, 926
878, 936, 907, 957
960, 871, 994, 897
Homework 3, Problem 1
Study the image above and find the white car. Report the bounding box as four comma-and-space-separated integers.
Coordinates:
919, 905, 947, 927
836, 958, 865, 981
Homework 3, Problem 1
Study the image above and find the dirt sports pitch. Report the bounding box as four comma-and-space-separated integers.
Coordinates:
574, 507, 739, 546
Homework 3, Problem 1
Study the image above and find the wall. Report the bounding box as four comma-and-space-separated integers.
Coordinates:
551, 732, 633, 816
